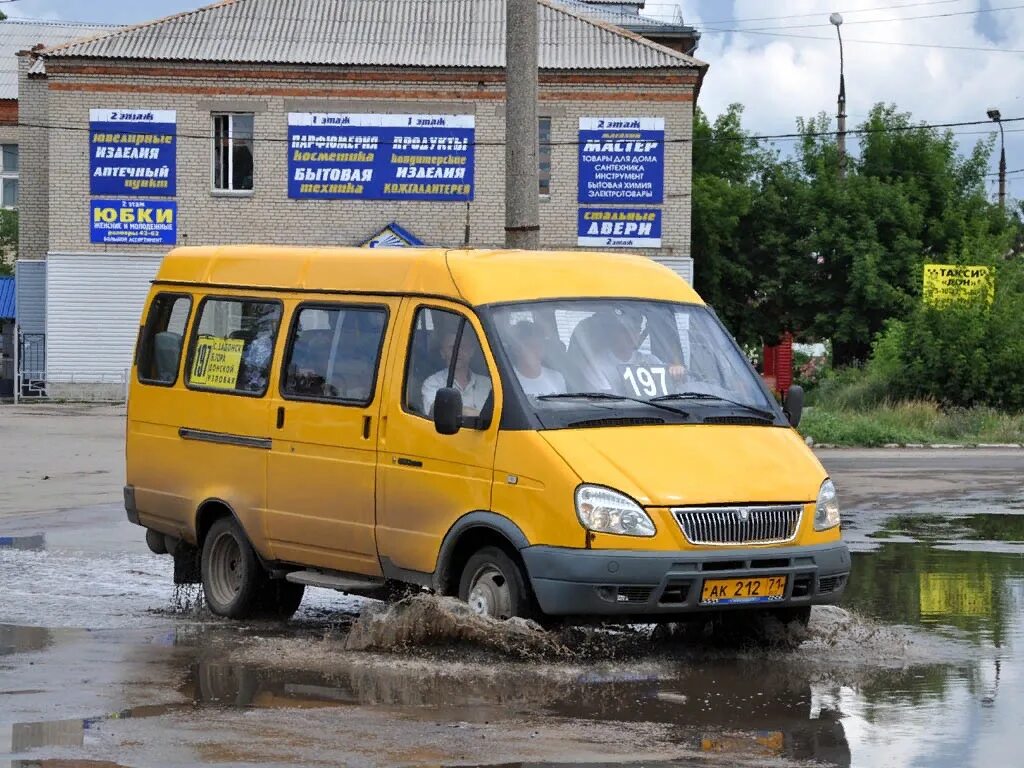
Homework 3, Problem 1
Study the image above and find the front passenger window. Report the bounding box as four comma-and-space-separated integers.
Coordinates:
137, 293, 191, 385
404, 307, 493, 425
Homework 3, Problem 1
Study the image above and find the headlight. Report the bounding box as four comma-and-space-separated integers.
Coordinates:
815, 479, 841, 531
575, 485, 656, 537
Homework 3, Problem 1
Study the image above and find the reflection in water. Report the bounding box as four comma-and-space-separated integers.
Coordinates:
0, 535, 45, 552
0, 626, 52, 657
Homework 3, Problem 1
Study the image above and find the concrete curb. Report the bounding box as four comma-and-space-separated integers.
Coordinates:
810, 442, 1024, 450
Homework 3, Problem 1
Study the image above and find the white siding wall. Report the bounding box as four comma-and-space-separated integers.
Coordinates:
655, 256, 694, 286
46, 253, 163, 380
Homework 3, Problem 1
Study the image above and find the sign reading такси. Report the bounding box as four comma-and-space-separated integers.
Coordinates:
578, 117, 664, 204
288, 113, 475, 201
89, 109, 177, 196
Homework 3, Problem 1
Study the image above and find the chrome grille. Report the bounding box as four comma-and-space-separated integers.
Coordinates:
672, 505, 803, 546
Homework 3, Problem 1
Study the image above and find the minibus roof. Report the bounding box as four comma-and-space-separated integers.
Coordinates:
154, 246, 704, 307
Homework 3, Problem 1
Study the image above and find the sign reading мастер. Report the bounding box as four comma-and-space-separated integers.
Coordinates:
89, 109, 177, 197
578, 117, 664, 204
287, 113, 475, 201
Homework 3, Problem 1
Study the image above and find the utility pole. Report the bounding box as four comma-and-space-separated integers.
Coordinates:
505, 0, 540, 249
830, 13, 846, 178
988, 108, 1006, 210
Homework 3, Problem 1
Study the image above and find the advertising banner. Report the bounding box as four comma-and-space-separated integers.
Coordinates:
923, 264, 994, 306
91, 200, 177, 246
578, 117, 664, 204
89, 109, 176, 196
190, 337, 245, 390
577, 208, 662, 248
288, 113, 475, 201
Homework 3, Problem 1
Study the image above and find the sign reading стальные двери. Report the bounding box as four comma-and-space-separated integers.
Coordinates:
577, 208, 662, 248
89, 109, 176, 196
288, 113, 475, 201
578, 117, 664, 204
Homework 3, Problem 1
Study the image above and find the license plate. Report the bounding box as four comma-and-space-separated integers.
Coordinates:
700, 576, 787, 605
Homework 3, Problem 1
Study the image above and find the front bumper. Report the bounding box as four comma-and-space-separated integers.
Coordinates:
521, 542, 850, 617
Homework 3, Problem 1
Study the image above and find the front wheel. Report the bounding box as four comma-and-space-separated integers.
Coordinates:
458, 546, 533, 620
201, 517, 266, 619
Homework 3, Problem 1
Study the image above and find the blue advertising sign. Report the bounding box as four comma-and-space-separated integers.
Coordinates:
577, 208, 662, 249
578, 117, 664, 204
89, 109, 176, 196
288, 113, 475, 201
91, 200, 177, 246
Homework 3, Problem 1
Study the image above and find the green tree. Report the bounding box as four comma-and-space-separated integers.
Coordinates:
0, 209, 15, 276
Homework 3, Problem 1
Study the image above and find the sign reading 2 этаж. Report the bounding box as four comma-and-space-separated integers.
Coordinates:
577, 208, 662, 248
91, 200, 177, 246
288, 113, 475, 201
89, 109, 176, 196
578, 117, 664, 204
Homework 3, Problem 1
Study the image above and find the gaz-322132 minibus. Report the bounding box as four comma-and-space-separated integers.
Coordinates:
125, 246, 849, 638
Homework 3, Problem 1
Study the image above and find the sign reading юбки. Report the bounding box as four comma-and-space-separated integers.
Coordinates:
91, 200, 177, 246
89, 109, 176, 196
287, 113, 475, 201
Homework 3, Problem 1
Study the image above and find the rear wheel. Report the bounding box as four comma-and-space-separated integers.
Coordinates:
201, 517, 266, 620
458, 546, 532, 620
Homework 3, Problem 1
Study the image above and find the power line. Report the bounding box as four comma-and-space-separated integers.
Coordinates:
684, 0, 965, 26
720, 3, 1024, 32
699, 26, 1024, 55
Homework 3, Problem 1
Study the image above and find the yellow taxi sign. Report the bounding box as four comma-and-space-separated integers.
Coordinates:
923, 264, 994, 306
190, 336, 244, 390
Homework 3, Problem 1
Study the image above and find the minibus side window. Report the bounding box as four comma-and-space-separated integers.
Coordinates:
137, 293, 192, 386
185, 297, 282, 396
281, 304, 387, 405
404, 307, 493, 427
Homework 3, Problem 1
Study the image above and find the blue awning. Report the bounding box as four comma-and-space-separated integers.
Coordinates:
0, 276, 14, 319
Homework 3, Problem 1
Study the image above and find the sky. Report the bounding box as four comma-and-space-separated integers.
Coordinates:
5, 0, 1020, 199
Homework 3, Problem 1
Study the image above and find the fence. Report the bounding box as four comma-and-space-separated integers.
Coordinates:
14, 328, 128, 403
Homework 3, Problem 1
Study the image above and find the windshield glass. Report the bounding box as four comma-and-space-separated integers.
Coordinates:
487, 300, 776, 422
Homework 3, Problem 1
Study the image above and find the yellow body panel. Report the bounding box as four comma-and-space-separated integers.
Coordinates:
127, 246, 841, 597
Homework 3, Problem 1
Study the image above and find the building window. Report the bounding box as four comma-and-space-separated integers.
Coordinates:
1, 144, 18, 208
212, 114, 254, 192
539, 117, 551, 196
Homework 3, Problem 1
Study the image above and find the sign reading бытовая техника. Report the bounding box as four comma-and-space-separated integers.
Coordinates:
287, 113, 475, 201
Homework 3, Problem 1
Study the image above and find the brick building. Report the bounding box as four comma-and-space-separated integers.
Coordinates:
17, 0, 705, 396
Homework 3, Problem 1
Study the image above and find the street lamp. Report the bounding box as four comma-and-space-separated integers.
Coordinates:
831, 13, 846, 177
988, 108, 1006, 210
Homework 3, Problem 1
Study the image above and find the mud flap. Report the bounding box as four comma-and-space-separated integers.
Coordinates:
173, 543, 202, 585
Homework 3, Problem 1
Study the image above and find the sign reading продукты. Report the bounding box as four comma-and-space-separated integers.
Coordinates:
89, 109, 176, 196
577, 208, 662, 248
578, 117, 664, 204
91, 200, 177, 246
287, 113, 475, 201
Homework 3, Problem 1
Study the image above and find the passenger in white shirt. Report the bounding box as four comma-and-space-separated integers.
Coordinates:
509, 321, 566, 397
421, 329, 492, 417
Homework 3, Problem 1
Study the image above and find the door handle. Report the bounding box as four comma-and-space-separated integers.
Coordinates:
395, 457, 423, 468
276, 406, 285, 429
362, 415, 371, 440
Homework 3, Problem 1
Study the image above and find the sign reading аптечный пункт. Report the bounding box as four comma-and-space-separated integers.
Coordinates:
577, 208, 662, 248
288, 113, 475, 201
89, 109, 176, 197
578, 117, 665, 204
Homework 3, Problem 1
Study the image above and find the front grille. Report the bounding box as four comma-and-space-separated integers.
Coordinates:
672, 505, 803, 546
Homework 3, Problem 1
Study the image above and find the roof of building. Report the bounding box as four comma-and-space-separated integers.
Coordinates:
155, 246, 703, 307
0, 18, 118, 99
38, 0, 704, 71
563, 0, 696, 33
0, 276, 14, 319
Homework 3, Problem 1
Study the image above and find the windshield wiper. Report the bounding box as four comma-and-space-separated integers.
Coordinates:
650, 392, 776, 421
537, 392, 689, 418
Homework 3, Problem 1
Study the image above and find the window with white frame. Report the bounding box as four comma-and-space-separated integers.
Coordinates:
212, 114, 254, 192
1, 144, 18, 208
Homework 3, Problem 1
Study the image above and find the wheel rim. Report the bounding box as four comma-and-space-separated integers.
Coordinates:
207, 530, 244, 607
467, 564, 512, 619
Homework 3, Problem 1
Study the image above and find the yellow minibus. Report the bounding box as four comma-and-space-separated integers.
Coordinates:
126, 246, 849, 633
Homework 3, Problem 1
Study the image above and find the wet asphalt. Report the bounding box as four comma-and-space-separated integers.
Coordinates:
1, 443, 1023, 767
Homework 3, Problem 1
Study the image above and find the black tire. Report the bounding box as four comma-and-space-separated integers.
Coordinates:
256, 579, 305, 621
457, 546, 533, 620
716, 606, 811, 649
201, 516, 267, 620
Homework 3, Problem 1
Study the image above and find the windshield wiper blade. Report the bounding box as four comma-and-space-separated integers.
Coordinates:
537, 392, 689, 418
650, 392, 776, 420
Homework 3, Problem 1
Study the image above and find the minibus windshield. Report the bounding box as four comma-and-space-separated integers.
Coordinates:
487, 300, 779, 426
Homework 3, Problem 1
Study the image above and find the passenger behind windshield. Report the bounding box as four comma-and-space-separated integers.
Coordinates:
580, 312, 686, 396
509, 321, 567, 396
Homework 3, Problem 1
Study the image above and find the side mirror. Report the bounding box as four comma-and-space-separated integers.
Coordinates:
785, 384, 804, 428
433, 387, 463, 435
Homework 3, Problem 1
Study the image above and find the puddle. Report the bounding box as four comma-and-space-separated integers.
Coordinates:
0, 626, 53, 657
0, 536, 45, 552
